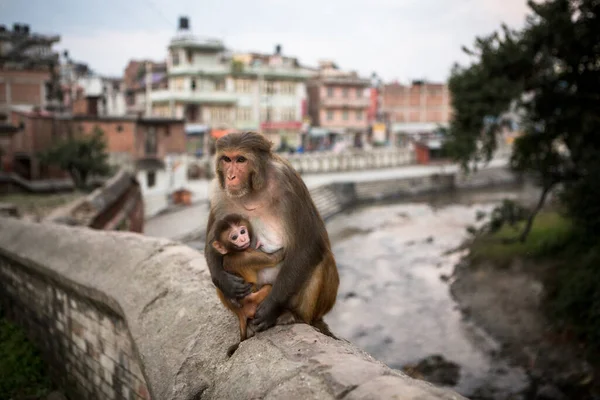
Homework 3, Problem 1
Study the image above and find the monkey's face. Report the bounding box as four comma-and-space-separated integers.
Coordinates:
219, 151, 251, 198
228, 224, 251, 251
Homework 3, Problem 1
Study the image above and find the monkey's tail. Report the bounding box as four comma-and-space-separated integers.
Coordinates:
313, 319, 339, 340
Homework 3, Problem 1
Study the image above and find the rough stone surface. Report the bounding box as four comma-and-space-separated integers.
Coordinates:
0, 216, 467, 400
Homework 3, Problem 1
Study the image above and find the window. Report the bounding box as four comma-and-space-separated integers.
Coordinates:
356, 88, 362, 97
172, 51, 180, 66
343, 110, 349, 120
236, 107, 252, 122
234, 79, 253, 93
327, 87, 334, 97
191, 79, 196, 91
186, 49, 193, 64
279, 107, 296, 121
327, 110, 334, 120
214, 79, 226, 91
171, 77, 184, 91
210, 107, 231, 122
342, 88, 349, 98
145, 127, 158, 155
117, 125, 123, 132
280, 82, 296, 95
263, 81, 275, 94
356, 110, 363, 120
147, 171, 156, 188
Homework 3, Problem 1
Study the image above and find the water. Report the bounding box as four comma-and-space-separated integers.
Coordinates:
324, 186, 539, 399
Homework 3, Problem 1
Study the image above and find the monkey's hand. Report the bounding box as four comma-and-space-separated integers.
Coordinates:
214, 270, 253, 300
250, 297, 282, 332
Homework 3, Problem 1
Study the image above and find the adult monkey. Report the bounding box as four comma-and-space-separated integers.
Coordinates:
204, 131, 339, 335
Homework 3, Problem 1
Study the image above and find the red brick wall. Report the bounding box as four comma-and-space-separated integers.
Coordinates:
0, 70, 49, 108
383, 82, 451, 124
78, 120, 137, 154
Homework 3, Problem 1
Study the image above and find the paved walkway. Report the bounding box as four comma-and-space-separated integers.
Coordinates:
144, 158, 509, 241
143, 201, 210, 241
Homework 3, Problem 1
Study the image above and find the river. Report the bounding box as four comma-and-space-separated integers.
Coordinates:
324, 185, 541, 400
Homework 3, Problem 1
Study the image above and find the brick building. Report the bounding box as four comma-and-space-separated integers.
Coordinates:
0, 23, 61, 120
0, 100, 185, 182
306, 61, 370, 151
381, 80, 452, 147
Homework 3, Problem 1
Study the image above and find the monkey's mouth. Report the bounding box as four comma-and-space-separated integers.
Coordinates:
237, 242, 250, 250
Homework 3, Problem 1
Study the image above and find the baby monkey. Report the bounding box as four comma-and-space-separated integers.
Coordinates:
210, 213, 284, 356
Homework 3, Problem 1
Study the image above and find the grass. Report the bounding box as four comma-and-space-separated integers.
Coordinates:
0, 192, 84, 219
0, 310, 53, 399
469, 211, 575, 265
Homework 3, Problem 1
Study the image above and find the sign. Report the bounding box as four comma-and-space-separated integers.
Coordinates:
372, 123, 386, 143
260, 121, 303, 130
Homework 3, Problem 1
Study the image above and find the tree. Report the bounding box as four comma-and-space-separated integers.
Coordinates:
445, 0, 600, 241
38, 127, 111, 189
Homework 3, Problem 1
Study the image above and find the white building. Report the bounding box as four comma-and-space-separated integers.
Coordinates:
149, 17, 315, 152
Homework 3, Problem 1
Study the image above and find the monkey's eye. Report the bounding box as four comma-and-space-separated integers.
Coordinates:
240, 229, 246, 234
236, 156, 247, 163
231, 234, 238, 241
221, 156, 231, 162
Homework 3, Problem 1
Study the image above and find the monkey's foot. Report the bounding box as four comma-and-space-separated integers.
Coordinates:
276, 311, 299, 326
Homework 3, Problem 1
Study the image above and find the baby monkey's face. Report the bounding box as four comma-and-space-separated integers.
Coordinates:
229, 224, 250, 250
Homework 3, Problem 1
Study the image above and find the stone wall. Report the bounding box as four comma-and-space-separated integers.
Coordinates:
309, 166, 520, 221
0, 256, 149, 400
0, 216, 466, 400
44, 169, 144, 233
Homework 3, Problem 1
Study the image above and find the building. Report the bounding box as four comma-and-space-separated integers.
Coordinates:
0, 23, 61, 121
123, 60, 167, 116
0, 101, 187, 217
149, 17, 314, 153
306, 61, 370, 151
75, 75, 127, 116
381, 80, 452, 147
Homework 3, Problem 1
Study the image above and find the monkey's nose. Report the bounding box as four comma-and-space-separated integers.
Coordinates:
227, 175, 236, 180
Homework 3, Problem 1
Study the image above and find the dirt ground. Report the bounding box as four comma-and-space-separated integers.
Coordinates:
0, 192, 83, 221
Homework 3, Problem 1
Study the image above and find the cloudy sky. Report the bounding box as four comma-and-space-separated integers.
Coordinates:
2, 0, 531, 83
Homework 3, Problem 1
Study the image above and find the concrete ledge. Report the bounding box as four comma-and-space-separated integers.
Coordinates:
0, 216, 466, 400
44, 169, 137, 227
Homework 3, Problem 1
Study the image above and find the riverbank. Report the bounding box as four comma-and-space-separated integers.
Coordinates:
450, 210, 600, 399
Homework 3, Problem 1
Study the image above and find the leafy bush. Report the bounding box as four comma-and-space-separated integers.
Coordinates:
549, 244, 600, 351
0, 309, 53, 399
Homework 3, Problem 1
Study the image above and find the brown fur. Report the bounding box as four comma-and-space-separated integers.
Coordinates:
210, 214, 284, 356
204, 131, 340, 340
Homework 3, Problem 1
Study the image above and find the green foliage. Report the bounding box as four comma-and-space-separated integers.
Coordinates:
38, 126, 111, 189
549, 244, 600, 351
470, 211, 574, 264
0, 310, 53, 399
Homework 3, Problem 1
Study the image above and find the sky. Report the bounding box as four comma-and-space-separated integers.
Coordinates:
1, 0, 532, 83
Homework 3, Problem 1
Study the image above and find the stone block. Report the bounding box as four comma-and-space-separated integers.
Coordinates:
100, 353, 115, 375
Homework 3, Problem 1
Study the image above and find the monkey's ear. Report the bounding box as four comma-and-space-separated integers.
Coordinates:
212, 240, 228, 255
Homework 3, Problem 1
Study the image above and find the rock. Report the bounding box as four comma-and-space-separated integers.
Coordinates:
440, 274, 450, 282
425, 236, 435, 243
0, 202, 19, 218
402, 354, 461, 387
46, 391, 68, 400
535, 384, 567, 400
345, 291, 357, 299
